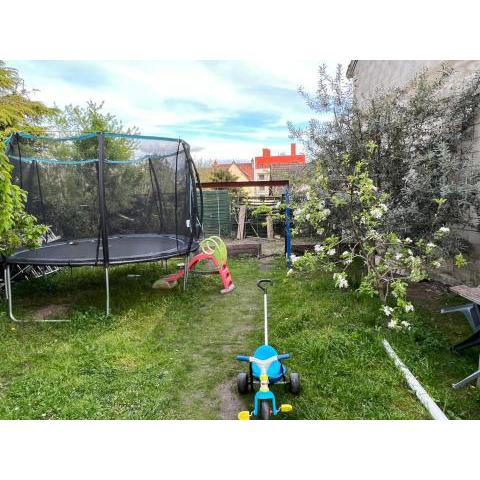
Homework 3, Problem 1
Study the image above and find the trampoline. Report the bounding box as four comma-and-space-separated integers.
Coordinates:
2, 131, 203, 321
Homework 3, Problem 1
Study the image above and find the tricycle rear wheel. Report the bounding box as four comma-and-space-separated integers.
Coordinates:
289, 372, 301, 395
259, 400, 271, 420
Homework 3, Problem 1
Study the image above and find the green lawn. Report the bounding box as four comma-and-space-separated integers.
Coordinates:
0, 256, 479, 419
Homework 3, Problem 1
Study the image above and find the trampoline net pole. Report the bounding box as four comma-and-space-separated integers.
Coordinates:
97, 132, 110, 267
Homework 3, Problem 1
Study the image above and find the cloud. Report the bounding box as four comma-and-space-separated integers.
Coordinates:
7, 60, 336, 160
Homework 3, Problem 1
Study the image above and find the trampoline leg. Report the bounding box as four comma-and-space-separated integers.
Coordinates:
3, 266, 9, 301
5, 264, 70, 323
5, 265, 21, 323
183, 254, 189, 291
105, 267, 110, 316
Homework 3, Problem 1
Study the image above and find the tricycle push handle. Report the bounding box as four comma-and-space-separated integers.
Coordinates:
257, 279, 272, 293
277, 353, 290, 361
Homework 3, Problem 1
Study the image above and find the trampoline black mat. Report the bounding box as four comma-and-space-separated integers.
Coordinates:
6, 234, 197, 266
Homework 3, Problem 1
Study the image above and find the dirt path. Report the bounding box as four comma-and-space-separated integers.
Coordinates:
178, 258, 272, 419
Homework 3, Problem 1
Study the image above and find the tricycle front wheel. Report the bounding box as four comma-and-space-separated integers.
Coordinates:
259, 400, 271, 420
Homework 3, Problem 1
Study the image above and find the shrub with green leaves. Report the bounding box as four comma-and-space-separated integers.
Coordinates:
289, 64, 480, 254
290, 143, 466, 330
0, 61, 56, 255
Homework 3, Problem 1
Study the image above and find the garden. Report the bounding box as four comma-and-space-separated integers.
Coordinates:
1, 257, 479, 419
2, 61, 480, 420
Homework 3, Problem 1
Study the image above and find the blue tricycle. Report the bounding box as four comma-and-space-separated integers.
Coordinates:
236, 279, 300, 420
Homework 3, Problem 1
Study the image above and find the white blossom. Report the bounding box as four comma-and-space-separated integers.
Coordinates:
404, 303, 414, 313
370, 207, 383, 219
314, 244, 324, 253
438, 226, 450, 234
383, 305, 394, 317
432, 260, 441, 268
407, 249, 413, 256
387, 319, 398, 329
426, 242, 436, 249
327, 248, 336, 256
379, 203, 388, 212
400, 320, 411, 330
291, 254, 300, 263
333, 272, 349, 289
395, 253, 403, 260
404, 237, 412, 244
305, 213, 311, 221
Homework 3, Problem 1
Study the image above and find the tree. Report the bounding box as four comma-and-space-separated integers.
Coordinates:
209, 168, 238, 183
287, 64, 479, 329
290, 144, 460, 330
289, 65, 480, 247
46, 102, 149, 237
209, 167, 250, 205
0, 61, 57, 255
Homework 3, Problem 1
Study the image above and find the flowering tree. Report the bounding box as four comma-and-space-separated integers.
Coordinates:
289, 64, 480, 253
290, 142, 466, 330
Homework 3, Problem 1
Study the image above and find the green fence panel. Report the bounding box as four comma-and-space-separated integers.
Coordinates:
200, 190, 232, 237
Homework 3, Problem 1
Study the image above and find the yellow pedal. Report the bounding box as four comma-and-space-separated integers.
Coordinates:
238, 411, 250, 420
280, 404, 293, 413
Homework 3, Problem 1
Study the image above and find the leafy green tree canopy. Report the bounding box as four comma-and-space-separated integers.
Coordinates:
209, 168, 238, 183
0, 61, 57, 255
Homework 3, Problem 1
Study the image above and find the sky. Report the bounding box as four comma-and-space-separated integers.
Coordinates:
9, 60, 334, 162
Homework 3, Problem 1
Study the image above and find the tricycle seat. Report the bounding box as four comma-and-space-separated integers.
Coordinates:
251, 345, 287, 383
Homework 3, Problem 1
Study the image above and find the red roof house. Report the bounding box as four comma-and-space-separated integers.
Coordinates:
255, 143, 305, 169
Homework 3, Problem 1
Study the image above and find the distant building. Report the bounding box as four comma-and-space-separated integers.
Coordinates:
254, 143, 305, 196
211, 160, 255, 196
211, 143, 306, 198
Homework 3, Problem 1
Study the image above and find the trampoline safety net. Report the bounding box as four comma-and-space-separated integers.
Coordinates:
4, 132, 203, 266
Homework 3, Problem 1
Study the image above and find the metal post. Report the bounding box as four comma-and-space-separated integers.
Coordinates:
452, 369, 480, 389
183, 254, 189, 290
97, 132, 110, 266
98, 132, 111, 315
105, 267, 110, 315
3, 266, 9, 300
285, 186, 292, 269
264, 291, 268, 345
5, 263, 70, 323
5, 265, 17, 322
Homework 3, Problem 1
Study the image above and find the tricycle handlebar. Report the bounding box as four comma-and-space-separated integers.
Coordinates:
236, 355, 251, 362
236, 353, 290, 363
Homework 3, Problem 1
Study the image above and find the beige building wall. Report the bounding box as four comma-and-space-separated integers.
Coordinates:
227, 163, 254, 197
348, 60, 480, 285
254, 167, 270, 196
